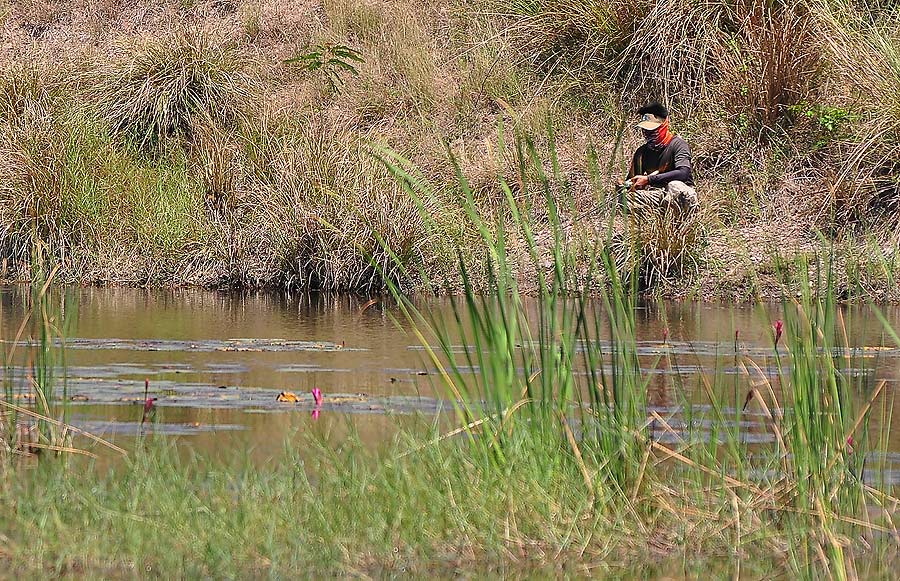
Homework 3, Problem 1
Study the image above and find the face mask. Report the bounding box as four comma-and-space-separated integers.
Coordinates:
643, 118, 673, 150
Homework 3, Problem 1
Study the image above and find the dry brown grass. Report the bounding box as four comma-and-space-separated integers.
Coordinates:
718, 3, 824, 137
0, 0, 897, 296
0, 68, 69, 265
817, 2, 900, 224
88, 29, 257, 151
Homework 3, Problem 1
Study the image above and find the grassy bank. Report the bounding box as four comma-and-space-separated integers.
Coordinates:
1, 0, 900, 299
1, 137, 898, 578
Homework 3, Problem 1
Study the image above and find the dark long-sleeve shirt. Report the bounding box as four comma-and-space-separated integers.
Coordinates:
628, 136, 694, 186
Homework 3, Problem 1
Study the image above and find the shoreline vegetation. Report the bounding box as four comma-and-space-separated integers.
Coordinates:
1, 141, 899, 576
2, 0, 900, 301
4, 0, 900, 570
4, 0, 900, 572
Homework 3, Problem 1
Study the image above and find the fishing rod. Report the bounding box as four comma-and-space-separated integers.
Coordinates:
621, 170, 659, 190
566, 170, 659, 227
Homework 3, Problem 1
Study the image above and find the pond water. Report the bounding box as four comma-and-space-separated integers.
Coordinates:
2, 285, 900, 466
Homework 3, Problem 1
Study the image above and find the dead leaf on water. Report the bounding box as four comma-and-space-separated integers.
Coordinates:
276, 391, 300, 403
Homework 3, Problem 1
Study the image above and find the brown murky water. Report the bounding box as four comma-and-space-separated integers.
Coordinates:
2, 286, 900, 466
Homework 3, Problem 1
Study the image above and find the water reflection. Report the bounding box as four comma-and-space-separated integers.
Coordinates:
1, 285, 899, 458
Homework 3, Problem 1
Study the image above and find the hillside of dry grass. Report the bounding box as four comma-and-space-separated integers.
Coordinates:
1, 0, 899, 299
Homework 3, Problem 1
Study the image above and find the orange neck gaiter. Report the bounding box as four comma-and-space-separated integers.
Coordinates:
645, 118, 674, 150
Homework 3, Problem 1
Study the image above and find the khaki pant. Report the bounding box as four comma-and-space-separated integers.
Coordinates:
620, 180, 698, 216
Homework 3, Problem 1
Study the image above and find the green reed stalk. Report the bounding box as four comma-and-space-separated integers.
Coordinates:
374, 128, 655, 486
370, 124, 897, 576
776, 256, 865, 510
0, 264, 77, 457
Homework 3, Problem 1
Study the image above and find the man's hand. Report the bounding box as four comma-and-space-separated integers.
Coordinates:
632, 175, 650, 189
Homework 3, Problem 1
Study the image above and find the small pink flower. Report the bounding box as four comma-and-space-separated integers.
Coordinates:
311, 388, 323, 406
141, 397, 157, 426
846, 436, 855, 454
774, 320, 783, 347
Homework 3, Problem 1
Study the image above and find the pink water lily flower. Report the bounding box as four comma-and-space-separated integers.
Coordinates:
312, 388, 323, 406
141, 397, 157, 426
140, 377, 154, 425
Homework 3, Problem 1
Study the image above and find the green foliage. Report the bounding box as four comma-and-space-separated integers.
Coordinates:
0, 431, 780, 577
797, 103, 853, 134
789, 101, 854, 148
372, 130, 897, 576
123, 158, 208, 253
1, 279, 78, 459
285, 43, 364, 94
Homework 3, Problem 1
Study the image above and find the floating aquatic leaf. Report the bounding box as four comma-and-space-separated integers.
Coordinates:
1, 337, 356, 353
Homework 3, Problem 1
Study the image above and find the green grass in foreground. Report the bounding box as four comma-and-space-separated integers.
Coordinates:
0, 429, 869, 578
372, 137, 900, 578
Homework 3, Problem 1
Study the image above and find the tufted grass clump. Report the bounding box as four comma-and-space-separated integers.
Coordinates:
818, 1, 900, 222
611, 200, 704, 289
500, 0, 823, 129
91, 31, 256, 152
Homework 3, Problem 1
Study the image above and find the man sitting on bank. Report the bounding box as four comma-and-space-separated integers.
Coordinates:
619, 102, 698, 213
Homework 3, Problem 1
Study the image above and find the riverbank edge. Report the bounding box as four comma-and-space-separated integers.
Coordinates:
4, 219, 896, 303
